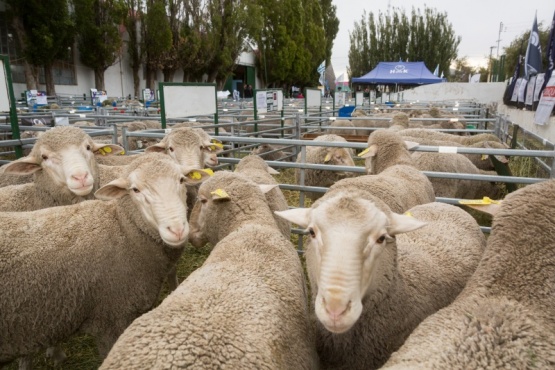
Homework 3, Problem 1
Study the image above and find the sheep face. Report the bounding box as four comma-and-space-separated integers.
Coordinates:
146, 128, 218, 170
3, 127, 123, 196
275, 195, 425, 334
95, 155, 210, 247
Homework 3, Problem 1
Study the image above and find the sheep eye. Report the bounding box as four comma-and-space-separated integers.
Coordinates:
86, 145, 91, 151
179, 177, 185, 184
200, 198, 208, 204
308, 227, 316, 238
377, 235, 386, 244
169, 147, 174, 152
132, 187, 140, 193
41, 154, 48, 160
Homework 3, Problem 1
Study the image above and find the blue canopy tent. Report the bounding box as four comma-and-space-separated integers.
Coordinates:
352, 61, 443, 85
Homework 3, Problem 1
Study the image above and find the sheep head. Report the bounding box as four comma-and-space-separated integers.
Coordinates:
275, 194, 425, 334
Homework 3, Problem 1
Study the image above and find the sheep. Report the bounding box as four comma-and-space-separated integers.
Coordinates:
398, 128, 502, 145
327, 119, 359, 136
274, 197, 486, 370
234, 155, 291, 238
357, 130, 435, 212
381, 179, 555, 369
401, 135, 510, 171
251, 143, 295, 162
295, 134, 357, 201
0, 126, 124, 212
411, 151, 504, 200
0, 153, 209, 368
101, 171, 318, 369
387, 112, 410, 132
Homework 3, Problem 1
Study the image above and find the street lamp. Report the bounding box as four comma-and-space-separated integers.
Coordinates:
488, 46, 496, 82
261, 36, 268, 88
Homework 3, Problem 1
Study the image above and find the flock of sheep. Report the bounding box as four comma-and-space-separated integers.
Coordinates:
0, 105, 554, 370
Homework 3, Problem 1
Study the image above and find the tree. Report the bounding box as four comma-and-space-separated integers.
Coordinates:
503, 25, 550, 81
123, 0, 142, 98
11, 0, 75, 95
142, 0, 172, 89
320, 0, 339, 65
160, 0, 184, 82
348, 6, 460, 80
449, 57, 476, 82
73, 0, 126, 91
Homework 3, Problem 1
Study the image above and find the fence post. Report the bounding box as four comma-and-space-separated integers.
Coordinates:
511, 124, 519, 149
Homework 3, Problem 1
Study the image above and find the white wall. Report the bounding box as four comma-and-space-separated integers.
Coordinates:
401, 82, 555, 144
402, 82, 506, 105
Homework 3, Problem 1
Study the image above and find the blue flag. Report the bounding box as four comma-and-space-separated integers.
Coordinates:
540, 10, 555, 94
525, 13, 542, 78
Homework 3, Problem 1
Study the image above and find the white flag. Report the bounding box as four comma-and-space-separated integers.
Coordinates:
317, 61, 325, 75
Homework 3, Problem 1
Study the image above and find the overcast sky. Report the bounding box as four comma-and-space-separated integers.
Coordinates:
331, 0, 554, 77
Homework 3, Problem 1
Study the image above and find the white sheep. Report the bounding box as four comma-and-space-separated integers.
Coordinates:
398, 128, 501, 145
0, 126, 123, 212
382, 179, 555, 369
234, 155, 291, 238
295, 134, 357, 201
0, 153, 209, 367
327, 119, 359, 136
101, 171, 318, 369
357, 130, 436, 212
251, 143, 295, 162
275, 196, 486, 369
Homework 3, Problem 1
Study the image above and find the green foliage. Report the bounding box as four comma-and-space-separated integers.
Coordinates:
449, 57, 477, 82
320, 0, 339, 65
143, 0, 173, 71
7, 0, 75, 66
348, 6, 460, 79
72, 0, 126, 80
503, 26, 550, 79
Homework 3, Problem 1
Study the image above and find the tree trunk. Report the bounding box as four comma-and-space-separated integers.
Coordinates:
94, 68, 105, 91
132, 65, 140, 99
146, 67, 156, 90
163, 68, 175, 82
43, 64, 56, 96
11, 15, 37, 89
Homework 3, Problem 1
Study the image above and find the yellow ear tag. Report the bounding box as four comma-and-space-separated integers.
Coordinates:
459, 197, 500, 205
119, 150, 125, 156
211, 140, 224, 149
358, 147, 370, 157
201, 168, 214, 176
102, 146, 112, 154
99, 148, 106, 156
404, 211, 413, 217
324, 153, 332, 162
188, 171, 202, 180
211, 189, 229, 198
481, 154, 488, 161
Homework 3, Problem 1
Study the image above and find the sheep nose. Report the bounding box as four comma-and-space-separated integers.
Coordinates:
323, 297, 351, 321
167, 224, 185, 241
71, 172, 89, 186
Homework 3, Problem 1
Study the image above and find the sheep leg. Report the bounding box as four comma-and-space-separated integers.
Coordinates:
46, 346, 67, 365
165, 266, 179, 292
17, 356, 32, 370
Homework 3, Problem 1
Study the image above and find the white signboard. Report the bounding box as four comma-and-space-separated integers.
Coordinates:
335, 91, 346, 107
534, 75, 555, 125
26, 90, 48, 106
511, 78, 523, 102
355, 91, 364, 106
517, 79, 527, 103
91, 88, 108, 104
306, 88, 321, 108
162, 84, 216, 119
534, 73, 545, 102
256, 91, 267, 113
0, 59, 10, 112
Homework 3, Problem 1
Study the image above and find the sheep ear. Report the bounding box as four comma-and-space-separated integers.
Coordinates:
91, 142, 125, 156
324, 152, 332, 163
387, 212, 427, 236
95, 178, 129, 200
404, 141, 419, 150
259, 184, 278, 194
2, 156, 42, 175
274, 208, 311, 228
184, 169, 212, 185
266, 167, 280, 175
462, 203, 502, 216
358, 145, 378, 158
145, 142, 167, 153
210, 188, 231, 202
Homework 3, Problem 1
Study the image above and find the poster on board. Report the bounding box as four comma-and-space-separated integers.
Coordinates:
0, 59, 9, 112
143, 88, 155, 102
335, 91, 346, 107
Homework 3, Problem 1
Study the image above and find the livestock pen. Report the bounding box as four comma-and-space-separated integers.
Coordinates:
0, 99, 554, 369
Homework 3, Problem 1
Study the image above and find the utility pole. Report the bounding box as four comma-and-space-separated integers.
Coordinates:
488, 46, 496, 83
495, 22, 504, 82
